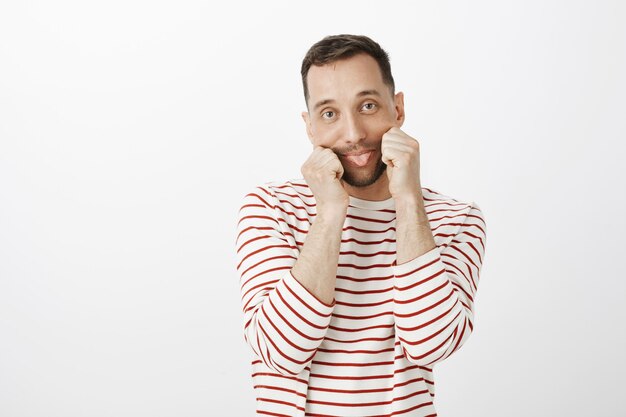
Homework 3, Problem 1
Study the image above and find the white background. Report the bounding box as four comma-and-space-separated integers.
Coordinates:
1, 1, 625, 416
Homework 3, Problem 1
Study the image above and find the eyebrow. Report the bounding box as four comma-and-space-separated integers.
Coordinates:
312, 89, 382, 111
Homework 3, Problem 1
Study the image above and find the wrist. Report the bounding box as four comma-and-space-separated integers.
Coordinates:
316, 203, 348, 223
394, 193, 429, 224
393, 190, 423, 210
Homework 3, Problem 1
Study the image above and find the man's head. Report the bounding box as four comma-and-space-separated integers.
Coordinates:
301, 34, 405, 189
301, 34, 395, 105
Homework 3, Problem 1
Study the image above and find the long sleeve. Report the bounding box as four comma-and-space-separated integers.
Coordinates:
235, 187, 334, 376
392, 202, 487, 366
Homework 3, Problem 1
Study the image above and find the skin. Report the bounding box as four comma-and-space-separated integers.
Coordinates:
290, 53, 436, 304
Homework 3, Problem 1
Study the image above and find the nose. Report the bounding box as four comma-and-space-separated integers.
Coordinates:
343, 113, 366, 145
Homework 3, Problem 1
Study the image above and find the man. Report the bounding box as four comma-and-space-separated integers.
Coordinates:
235, 34, 486, 416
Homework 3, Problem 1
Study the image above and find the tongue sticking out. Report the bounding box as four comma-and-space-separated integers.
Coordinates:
345, 152, 371, 167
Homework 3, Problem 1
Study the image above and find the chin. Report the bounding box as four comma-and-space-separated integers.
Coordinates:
342, 160, 387, 188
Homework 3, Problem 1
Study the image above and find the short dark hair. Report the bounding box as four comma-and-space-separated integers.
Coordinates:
300, 34, 395, 106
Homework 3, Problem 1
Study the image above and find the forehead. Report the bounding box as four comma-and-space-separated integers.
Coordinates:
306, 54, 388, 104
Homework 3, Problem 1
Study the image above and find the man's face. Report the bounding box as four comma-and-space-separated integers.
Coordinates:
302, 53, 404, 188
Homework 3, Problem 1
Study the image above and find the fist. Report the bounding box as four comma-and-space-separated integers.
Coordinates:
301, 147, 349, 211
381, 127, 422, 199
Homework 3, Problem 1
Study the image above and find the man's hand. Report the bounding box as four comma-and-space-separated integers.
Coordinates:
301, 146, 349, 214
381, 127, 422, 202
382, 127, 435, 263
292, 146, 347, 305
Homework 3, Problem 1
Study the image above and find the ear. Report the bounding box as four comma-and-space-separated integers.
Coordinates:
393, 91, 405, 127
301, 111, 314, 144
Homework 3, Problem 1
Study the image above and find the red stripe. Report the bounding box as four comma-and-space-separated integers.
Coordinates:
332, 310, 393, 320
396, 303, 459, 332
257, 397, 305, 411
305, 388, 430, 408
274, 283, 329, 329
335, 298, 392, 308
460, 230, 485, 251
425, 200, 468, 209
428, 212, 468, 223
258, 321, 316, 367
426, 205, 471, 216
346, 214, 395, 224
394, 257, 439, 279
442, 259, 473, 289
394, 268, 445, 292
246, 191, 274, 207
312, 359, 393, 367
394, 289, 455, 317
274, 204, 313, 223
335, 286, 393, 296
276, 197, 316, 215
336, 273, 393, 283
257, 410, 293, 417
394, 279, 448, 305
251, 372, 307, 384
274, 189, 315, 201
309, 364, 422, 382
283, 276, 334, 314
242, 279, 280, 304
404, 331, 455, 362
338, 262, 392, 270
343, 225, 396, 234
236, 225, 282, 245
254, 385, 307, 398
339, 250, 396, 258
267, 296, 325, 342
277, 217, 310, 234
448, 273, 474, 302
241, 266, 290, 303
323, 333, 394, 344
341, 237, 396, 246
261, 303, 318, 353
237, 244, 294, 270
451, 317, 468, 353
317, 347, 395, 355
238, 213, 279, 227
307, 376, 424, 394
328, 323, 394, 333
397, 310, 461, 346
240, 254, 296, 277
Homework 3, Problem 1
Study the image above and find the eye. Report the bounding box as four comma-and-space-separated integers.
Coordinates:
322, 110, 335, 120
362, 102, 377, 111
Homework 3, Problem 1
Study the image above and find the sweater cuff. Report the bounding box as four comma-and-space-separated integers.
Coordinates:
278, 272, 335, 318
391, 246, 454, 304
393, 246, 441, 278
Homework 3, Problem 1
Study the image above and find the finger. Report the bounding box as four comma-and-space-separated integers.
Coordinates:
382, 138, 415, 152
383, 133, 418, 148
382, 144, 415, 168
383, 126, 403, 136
381, 149, 394, 167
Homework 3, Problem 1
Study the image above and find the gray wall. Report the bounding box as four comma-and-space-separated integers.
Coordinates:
1, 1, 624, 416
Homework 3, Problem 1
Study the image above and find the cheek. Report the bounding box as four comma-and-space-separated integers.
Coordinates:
310, 124, 340, 147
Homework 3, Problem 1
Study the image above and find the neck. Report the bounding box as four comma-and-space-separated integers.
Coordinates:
344, 174, 392, 201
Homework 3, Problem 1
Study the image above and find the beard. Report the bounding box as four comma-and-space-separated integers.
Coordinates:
332, 140, 387, 187
341, 156, 387, 187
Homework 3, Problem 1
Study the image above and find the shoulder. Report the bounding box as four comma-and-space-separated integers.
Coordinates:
240, 178, 315, 211
421, 186, 486, 229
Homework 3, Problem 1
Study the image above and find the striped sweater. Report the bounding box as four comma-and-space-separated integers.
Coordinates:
235, 179, 487, 416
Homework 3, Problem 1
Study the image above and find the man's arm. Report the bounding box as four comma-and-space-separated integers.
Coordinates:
382, 127, 487, 366
393, 201, 486, 366
291, 146, 348, 305
235, 147, 347, 376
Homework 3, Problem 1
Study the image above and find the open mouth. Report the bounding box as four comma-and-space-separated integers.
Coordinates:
342, 151, 373, 167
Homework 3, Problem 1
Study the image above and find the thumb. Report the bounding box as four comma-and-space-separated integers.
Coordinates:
382, 154, 394, 167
